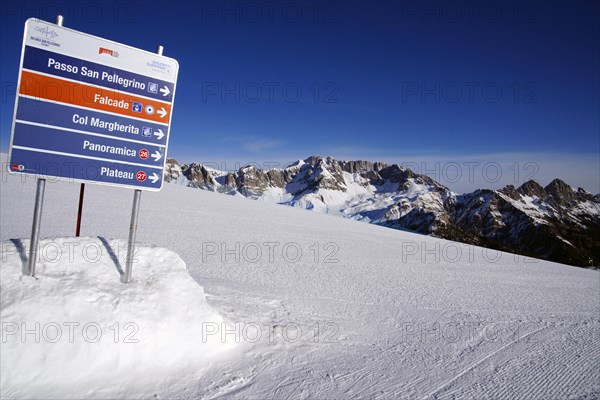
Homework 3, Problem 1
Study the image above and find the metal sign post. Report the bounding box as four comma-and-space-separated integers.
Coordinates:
122, 189, 141, 283
121, 45, 164, 284
26, 177, 46, 276
25, 14, 64, 276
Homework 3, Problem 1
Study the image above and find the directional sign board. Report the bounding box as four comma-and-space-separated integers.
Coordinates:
8, 18, 178, 191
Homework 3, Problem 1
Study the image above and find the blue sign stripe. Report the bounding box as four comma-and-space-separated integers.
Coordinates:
16, 97, 168, 145
12, 123, 164, 167
22, 45, 174, 102
9, 148, 162, 189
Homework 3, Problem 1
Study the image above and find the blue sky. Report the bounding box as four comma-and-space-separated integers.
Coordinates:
1, 1, 598, 193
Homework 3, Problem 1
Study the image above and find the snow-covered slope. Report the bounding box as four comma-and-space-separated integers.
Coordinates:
165, 156, 600, 266
1, 237, 237, 399
1, 167, 599, 399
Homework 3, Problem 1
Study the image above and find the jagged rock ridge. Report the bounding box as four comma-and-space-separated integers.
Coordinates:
164, 156, 600, 267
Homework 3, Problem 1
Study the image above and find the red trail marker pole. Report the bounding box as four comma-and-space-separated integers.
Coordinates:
75, 183, 85, 237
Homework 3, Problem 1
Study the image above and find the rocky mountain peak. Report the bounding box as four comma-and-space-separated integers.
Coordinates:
544, 178, 574, 205
339, 160, 386, 174
304, 155, 336, 167
378, 164, 412, 183
164, 158, 182, 183
517, 180, 547, 198
499, 184, 520, 200
181, 163, 217, 189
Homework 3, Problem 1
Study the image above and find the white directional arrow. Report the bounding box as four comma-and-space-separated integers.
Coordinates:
151, 150, 162, 162
154, 129, 165, 140
150, 173, 159, 184
159, 85, 170, 97
157, 107, 167, 118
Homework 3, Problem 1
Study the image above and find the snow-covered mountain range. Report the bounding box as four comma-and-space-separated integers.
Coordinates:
164, 156, 600, 267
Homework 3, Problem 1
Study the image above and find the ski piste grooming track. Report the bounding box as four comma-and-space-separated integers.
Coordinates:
1, 162, 599, 399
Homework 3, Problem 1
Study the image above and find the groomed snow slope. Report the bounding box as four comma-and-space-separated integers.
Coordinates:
1, 170, 599, 399
1, 238, 237, 399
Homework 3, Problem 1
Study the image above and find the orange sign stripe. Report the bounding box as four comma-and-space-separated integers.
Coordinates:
19, 70, 171, 124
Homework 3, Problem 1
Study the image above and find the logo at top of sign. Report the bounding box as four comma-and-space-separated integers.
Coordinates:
99, 47, 119, 58
34, 26, 58, 39
147, 60, 171, 75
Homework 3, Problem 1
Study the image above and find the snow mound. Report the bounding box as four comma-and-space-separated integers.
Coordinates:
0, 237, 236, 399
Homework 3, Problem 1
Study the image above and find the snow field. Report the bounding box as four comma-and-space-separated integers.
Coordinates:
1, 166, 599, 398
1, 237, 238, 399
